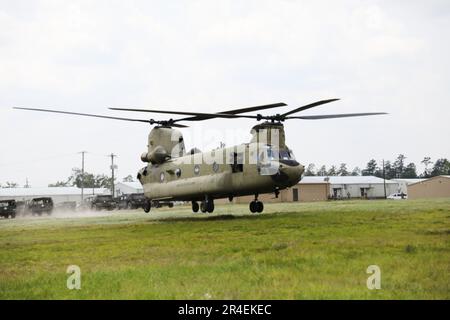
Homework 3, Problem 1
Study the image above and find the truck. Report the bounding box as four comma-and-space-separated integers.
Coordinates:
91, 195, 117, 211
28, 197, 54, 216
0, 199, 16, 219
116, 193, 147, 210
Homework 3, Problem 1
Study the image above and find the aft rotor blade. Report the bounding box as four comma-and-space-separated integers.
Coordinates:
170, 123, 189, 128
109, 102, 286, 122
221, 102, 287, 114
281, 99, 340, 117
287, 112, 388, 120
14, 107, 153, 123
108, 108, 258, 120
184, 102, 287, 121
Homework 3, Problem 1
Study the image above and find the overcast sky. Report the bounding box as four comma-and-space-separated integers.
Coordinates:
0, 0, 449, 187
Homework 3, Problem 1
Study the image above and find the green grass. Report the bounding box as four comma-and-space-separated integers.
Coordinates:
0, 199, 449, 299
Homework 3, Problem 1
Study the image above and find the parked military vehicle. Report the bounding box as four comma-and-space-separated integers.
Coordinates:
116, 193, 147, 210
28, 197, 54, 216
91, 195, 117, 211
0, 199, 16, 219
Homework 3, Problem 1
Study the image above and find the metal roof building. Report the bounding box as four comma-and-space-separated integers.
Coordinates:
299, 176, 399, 200
230, 175, 400, 204
408, 175, 450, 199
114, 182, 144, 196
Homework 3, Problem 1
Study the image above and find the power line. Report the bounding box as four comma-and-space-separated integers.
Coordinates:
78, 151, 87, 202
110, 153, 117, 197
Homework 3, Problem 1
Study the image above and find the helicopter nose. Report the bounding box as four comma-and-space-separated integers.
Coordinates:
271, 162, 304, 185
279, 162, 304, 185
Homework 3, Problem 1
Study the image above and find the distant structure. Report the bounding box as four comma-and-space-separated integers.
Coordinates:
0, 187, 109, 204
407, 175, 450, 199
225, 176, 400, 204
301, 176, 399, 200
114, 182, 144, 196
391, 178, 427, 194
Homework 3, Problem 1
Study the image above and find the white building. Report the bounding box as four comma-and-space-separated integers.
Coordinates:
114, 182, 144, 196
391, 178, 426, 194
0, 187, 109, 204
300, 176, 399, 199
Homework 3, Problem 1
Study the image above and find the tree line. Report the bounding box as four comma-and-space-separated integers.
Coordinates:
0, 169, 135, 189
47, 170, 134, 188
304, 155, 450, 179
1, 156, 449, 188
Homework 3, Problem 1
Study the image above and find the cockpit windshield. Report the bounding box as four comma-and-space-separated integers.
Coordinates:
256, 146, 296, 175
267, 148, 295, 161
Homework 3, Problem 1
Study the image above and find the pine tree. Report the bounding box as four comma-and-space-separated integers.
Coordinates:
351, 167, 361, 176
327, 165, 337, 176
402, 163, 418, 178
393, 154, 407, 178
337, 163, 349, 176
317, 165, 327, 176
421, 157, 433, 177
362, 159, 378, 176
431, 158, 450, 176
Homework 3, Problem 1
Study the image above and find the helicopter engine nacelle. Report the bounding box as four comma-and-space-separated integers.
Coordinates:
141, 146, 169, 164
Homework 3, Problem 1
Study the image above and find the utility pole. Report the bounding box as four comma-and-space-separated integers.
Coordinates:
79, 151, 87, 202
110, 153, 117, 197
382, 159, 387, 199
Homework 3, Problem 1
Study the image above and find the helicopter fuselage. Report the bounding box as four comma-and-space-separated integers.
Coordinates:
137, 142, 304, 202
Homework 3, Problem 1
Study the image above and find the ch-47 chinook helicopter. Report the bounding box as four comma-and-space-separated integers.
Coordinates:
15, 99, 386, 214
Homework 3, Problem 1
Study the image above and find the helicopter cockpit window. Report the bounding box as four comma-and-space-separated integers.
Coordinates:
267, 148, 295, 161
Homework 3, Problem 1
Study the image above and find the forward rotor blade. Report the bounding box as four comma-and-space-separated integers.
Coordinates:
281, 99, 340, 117
14, 107, 153, 123
286, 112, 388, 120
184, 102, 287, 121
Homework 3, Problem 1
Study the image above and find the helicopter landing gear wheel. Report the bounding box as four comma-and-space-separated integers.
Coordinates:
200, 201, 207, 213
249, 201, 257, 213
201, 197, 214, 213
250, 193, 264, 213
192, 201, 199, 213
206, 200, 214, 213
143, 200, 151, 213
255, 201, 264, 213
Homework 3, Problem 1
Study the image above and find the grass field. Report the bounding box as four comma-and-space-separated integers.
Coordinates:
0, 199, 449, 299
